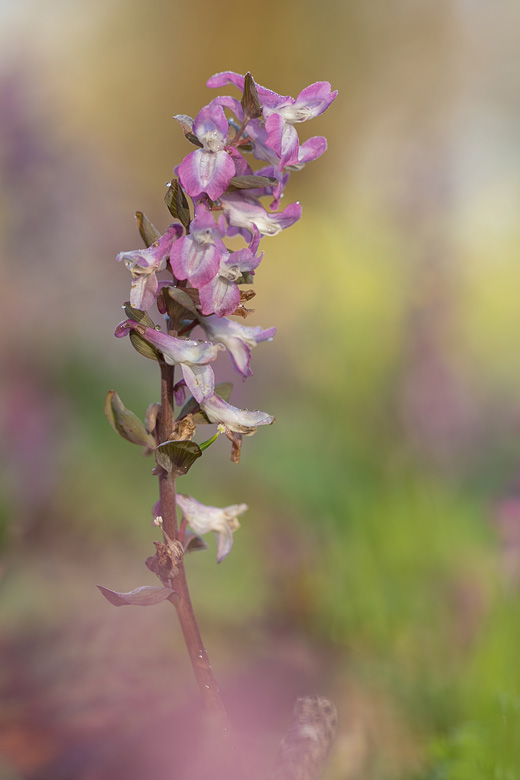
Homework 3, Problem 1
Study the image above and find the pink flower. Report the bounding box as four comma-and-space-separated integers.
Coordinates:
199, 315, 275, 379
177, 102, 235, 200
116, 224, 183, 310
170, 203, 228, 287
199, 247, 262, 317
115, 321, 224, 403
201, 393, 274, 434
208, 72, 337, 169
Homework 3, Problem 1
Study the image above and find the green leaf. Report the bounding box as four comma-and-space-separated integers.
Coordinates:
129, 330, 161, 361
199, 431, 221, 451
123, 304, 156, 327
135, 211, 162, 247
155, 440, 202, 477
104, 390, 156, 448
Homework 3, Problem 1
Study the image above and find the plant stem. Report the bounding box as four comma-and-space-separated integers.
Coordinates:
158, 361, 230, 732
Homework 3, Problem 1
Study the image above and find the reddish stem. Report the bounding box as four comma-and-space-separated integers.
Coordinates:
158, 361, 230, 732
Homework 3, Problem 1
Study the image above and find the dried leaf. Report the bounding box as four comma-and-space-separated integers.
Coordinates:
168, 414, 196, 442
145, 539, 184, 581
224, 428, 242, 464
232, 305, 255, 319
228, 175, 277, 190
241, 72, 262, 120
97, 585, 175, 607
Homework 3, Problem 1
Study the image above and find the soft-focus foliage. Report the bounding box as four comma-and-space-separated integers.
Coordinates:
2, 2, 520, 779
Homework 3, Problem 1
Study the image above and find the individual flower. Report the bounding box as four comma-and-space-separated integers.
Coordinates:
219, 191, 302, 240
116, 224, 183, 310
198, 246, 262, 317
115, 320, 224, 403
262, 81, 337, 169
199, 315, 275, 379
201, 393, 274, 434
176, 102, 236, 200
170, 203, 228, 287
247, 121, 327, 171
208, 71, 337, 169
287, 136, 328, 168
176, 493, 248, 562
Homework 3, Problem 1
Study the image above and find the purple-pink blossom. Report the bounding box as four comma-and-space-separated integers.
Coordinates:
116, 223, 183, 310
208, 72, 337, 170
115, 320, 224, 403
176, 493, 248, 562
199, 315, 275, 379
199, 246, 262, 317
170, 203, 228, 287
201, 393, 275, 434
219, 191, 302, 240
177, 102, 236, 201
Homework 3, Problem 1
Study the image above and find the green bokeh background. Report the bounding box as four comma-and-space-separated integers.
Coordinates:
2, 1, 520, 778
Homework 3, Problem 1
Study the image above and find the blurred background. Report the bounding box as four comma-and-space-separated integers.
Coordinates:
1, 0, 520, 777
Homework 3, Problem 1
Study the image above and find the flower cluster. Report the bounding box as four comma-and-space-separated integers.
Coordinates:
109, 72, 336, 565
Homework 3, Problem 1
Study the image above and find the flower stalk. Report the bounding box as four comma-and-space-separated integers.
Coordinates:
100, 71, 336, 739
157, 357, 229, 730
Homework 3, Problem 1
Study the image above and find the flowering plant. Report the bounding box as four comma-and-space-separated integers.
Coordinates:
101, 71, 336, 764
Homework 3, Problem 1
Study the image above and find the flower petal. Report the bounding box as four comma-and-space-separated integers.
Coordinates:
129, 271, 159, 311
220, 192, 302, 238
265, 113, 300, 169
181, 363, 216, 404
193, 102, 229, 149
178, 148, 236, 200
170, 234, 221, 287
199, 274, 240, 317
201, 393, 275, 433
